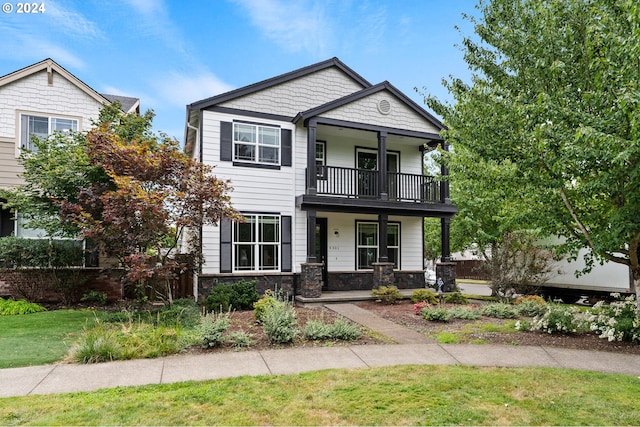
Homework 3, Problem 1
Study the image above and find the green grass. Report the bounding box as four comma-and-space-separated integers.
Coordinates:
1, 365, 639, 425
0, 310, 99, 368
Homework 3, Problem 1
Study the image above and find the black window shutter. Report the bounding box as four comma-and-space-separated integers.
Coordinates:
281, 215, 292, 272
220, 218, 233, 273
281, 129, 292, 167
220, 121, 233, 161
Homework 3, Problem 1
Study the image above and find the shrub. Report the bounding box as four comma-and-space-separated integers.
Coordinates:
0, 298, 46, 315
302, 317, 361, 341
410, 289, 438, 304
228, 331, 255, 349
81, 291, 108, 306
447, 306, 481, 320
253, 293, 279, 323
442, 292, 468, 305
262, 300, 299, 344
585, 294, 640, 342
514, 299, 547, 317
198, 310, 231, 348
372, 285, 403, 304
422, 307, 451, 322
515, 295, 546, 305
69, 320, 194, 363
204, 280, 259, 312
481, 303, 518, 319
531, 304, 582, 334
303, 319, 332, 340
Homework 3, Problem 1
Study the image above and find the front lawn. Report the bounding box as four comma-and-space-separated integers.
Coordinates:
0, 310, 99, 368
1, 365, 639, 425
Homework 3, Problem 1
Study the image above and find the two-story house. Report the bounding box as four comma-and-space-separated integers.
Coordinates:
0, 58, 140, 238
185, 58, 457, 299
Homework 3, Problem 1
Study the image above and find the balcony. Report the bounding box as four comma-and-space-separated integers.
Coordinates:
315, 165, 442, 203
298, 166, 455, 217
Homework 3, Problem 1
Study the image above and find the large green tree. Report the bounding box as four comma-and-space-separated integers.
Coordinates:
427, 0, 640, 299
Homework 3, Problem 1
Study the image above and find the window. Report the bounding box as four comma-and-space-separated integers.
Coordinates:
315, 140, 326, 179
233, 215, 280, 271
233, 122, 280, 165
21, 114, 78, 152
356, 221, 400, 270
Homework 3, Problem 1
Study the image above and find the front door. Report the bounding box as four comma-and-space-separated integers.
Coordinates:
315, 217, 328, 289
356, 149, 399, 198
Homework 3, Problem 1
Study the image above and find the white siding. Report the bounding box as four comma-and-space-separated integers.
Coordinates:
301, 213, 424, 272
220, 68, 364, 117
200, 110, 297, 274
320, 90, 441, 134
0, 69, 103, 188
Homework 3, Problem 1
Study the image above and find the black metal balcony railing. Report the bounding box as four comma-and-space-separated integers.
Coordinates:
312, 165, 442, 203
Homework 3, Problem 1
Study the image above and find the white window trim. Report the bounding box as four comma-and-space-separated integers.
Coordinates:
232, 214, 282, 272
15, 110, 82, 157
232, 122, 281, 166
356, 221, 401, 270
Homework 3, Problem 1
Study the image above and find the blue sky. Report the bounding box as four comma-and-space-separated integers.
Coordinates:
0, 0, 477, 143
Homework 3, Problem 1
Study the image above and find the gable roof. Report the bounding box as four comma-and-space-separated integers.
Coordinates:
293, 80, 446, 132
188, 57, 371, 111
101, 94, 140, 114
0, 58, 139, 114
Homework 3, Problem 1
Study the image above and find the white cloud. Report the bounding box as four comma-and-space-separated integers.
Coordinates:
152, 70, 235, 107
46, 1, 103, 40
232, 0, 331, 57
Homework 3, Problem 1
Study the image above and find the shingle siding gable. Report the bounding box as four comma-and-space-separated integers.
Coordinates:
318, 90, 442, 134
219, 68, 364, 118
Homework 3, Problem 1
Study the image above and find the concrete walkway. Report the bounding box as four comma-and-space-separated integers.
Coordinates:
2, 304, 640, 398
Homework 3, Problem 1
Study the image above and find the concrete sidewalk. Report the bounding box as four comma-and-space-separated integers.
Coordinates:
2, 303, 640, 398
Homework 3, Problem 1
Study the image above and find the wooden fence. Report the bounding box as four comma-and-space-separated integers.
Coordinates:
455, 260, 490, 281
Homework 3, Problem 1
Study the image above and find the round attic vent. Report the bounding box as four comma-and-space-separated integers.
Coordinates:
377, 99, 391, 115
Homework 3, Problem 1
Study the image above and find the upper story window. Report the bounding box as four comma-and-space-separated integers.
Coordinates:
21, 114, 78, 152
233, 122, 280, 165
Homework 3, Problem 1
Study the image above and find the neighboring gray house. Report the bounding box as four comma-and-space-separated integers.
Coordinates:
185, 58, 457, 299
0, 58, 139, 238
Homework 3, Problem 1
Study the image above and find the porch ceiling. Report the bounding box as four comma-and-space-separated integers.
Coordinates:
315, 123, 439, 148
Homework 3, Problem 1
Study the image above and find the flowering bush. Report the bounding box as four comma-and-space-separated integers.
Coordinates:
531, 304, 582, 334
584, 294, 640, 342
413, 301, 429, 315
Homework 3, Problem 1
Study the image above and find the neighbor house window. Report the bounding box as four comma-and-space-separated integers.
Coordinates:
21, 114, 78, 152
233, 214, 280, 271
356, 221, 400, 270
233, 122, 280, 165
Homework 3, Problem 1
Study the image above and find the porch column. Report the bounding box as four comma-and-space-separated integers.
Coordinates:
306, 210, 317, 263
441, 217, 451, 262
440, 142, 451, 203
377, 131, 388, 200
306, 121, 318, 195
378, 213, 389, 262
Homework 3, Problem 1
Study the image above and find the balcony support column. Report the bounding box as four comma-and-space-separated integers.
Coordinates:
441, 216, 451, 262
440, 142, 451, 203
307, 121, 318, 196
306, 209, 317, 263
377, 131, 388, 200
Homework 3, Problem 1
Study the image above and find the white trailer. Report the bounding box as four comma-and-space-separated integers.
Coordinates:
539, 248, 633, 303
